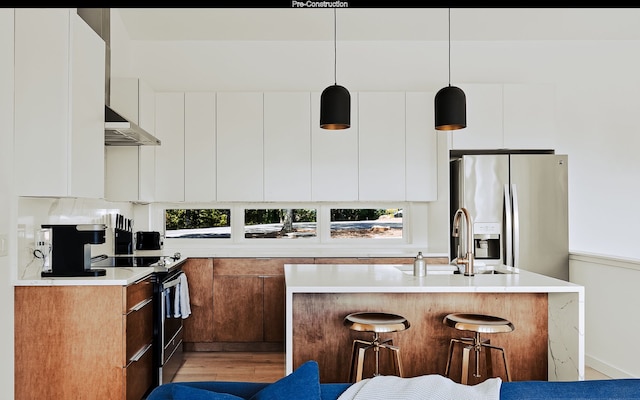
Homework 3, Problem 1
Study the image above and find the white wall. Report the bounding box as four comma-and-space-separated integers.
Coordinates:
0, 8, 14, 398
118, 36, 640, 262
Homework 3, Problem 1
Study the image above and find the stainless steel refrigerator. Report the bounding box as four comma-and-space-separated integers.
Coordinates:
449, 150, 569, 280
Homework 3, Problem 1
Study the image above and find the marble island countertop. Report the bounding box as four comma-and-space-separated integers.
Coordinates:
284, 263, 585, 381
284, 263, 583, 294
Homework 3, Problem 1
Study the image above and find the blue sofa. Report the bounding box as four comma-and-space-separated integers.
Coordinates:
146, 361, 640, 400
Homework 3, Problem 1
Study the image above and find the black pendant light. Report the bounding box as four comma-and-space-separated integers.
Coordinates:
435, 8, 466, 131
320, 8, 350, 130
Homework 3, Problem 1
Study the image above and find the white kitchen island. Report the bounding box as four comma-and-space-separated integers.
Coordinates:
284, 263, 584, 383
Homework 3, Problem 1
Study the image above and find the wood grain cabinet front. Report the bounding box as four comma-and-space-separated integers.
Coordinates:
182, 257, 313, 352
14, 275, 156, 400
124, 276, 154, 400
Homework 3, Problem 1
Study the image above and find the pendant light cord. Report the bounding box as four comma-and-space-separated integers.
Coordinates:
333, 7, 337, 85
448, 7, 451, 87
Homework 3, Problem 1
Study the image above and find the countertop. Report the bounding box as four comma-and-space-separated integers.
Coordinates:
284, 263, 584, 294
284, 263, 585, 381
15, 257, 187, 286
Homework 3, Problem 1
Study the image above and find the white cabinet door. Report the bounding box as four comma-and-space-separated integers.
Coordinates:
105, 147, 139, 201
503, 83, 556, 150
155, 92, 185, 202
216, 92, 264, 202
69, 12, 105, 198
185, 92, 216, 202
106, 78, 156, 202
358, 92, 406, 201
264, 92, 311, 201
450, 84, 504, 150
311, 92, 359, 201
138, 80, 157, 202
15, 9, 105, 198
0, 9, 13, 223
406, 92, 438, 201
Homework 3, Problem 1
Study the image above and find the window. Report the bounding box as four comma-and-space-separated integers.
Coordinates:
163, 206, 404, 242
244, 208, 317, 239
165, 209, 231, 238
330, 208, 403, 239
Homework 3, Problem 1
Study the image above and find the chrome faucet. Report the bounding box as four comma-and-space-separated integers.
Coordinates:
452, 207, 474, 276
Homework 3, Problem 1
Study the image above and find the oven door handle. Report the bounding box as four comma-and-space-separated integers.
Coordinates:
162, 272, 183, 290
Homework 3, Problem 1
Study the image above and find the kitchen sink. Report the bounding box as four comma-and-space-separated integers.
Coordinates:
394, 264, 518, 276
395, 264, 458, 275
474, 265, 519, 274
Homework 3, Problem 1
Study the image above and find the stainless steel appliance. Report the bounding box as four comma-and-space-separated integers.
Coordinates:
449, 149, 569, 280
157, 268, 185, 385
91, 255, 185, 386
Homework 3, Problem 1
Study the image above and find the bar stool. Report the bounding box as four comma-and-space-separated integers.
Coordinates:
343, 312, 410, 383
443, 313, 514, 384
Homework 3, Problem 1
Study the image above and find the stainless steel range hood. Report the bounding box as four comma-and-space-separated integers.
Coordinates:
105, 105, 161, 146
78, 8, 161, 146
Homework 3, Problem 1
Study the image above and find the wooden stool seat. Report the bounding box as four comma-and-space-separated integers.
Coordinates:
344, 312, 410, 382
444, 313, 514, 384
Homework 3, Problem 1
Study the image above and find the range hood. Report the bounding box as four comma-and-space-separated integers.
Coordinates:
105, 105, 161, 146
78, 8, 161, 146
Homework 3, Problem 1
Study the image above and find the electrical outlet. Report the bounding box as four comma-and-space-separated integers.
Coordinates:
0, 233, 7, 257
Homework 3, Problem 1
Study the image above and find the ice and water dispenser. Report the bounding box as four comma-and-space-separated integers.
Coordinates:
472, 222, 501, 261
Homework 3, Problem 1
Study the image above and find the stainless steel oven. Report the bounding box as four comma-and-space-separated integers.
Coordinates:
156, 268, 185, 385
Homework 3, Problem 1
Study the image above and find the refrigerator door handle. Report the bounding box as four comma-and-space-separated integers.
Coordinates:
504, 184, 513, 266
511, 183, 520, 268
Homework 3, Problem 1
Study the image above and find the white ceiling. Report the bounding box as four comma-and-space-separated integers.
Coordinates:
115, 8, 640, 42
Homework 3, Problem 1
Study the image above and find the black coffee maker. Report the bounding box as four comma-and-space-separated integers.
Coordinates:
41, 224, 107, 277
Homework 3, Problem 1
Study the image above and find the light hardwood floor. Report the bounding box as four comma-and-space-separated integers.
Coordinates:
172, 351, 611, 383
172, 352, 286, 383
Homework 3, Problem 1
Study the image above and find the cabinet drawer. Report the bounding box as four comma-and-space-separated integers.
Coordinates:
125, 297, 154, 363
125, 341, 153, 400
125, 275, 154, 313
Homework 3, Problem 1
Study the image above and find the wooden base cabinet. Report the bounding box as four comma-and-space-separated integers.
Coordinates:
183, 257, 313, 352
182, 257, 448, 352
15, 276, 154, 400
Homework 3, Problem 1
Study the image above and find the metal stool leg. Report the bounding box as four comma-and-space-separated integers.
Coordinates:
483, 342, 511, 382
461, 345, 472, 385
379, 342, 403, 378
349, 339, 373, 382
484, 339, 494, 378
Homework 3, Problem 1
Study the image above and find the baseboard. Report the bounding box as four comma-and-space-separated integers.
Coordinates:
586, 355, 635, 379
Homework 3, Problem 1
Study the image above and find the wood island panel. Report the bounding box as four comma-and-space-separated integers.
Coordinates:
292, 292, 548, 384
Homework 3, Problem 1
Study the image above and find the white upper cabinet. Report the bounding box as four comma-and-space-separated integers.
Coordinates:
216, 92, 264, 202
155, 92, 185, 202
358, 92, 406, 201
105, 78, 156, 202
264, 92, 311, 201
185, 92, 216, 202
451, 83, 556, 150
406, 92, 438, 201
311, 91, 359, 201
0, 9, 13, 208
15, 9, 105, 198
